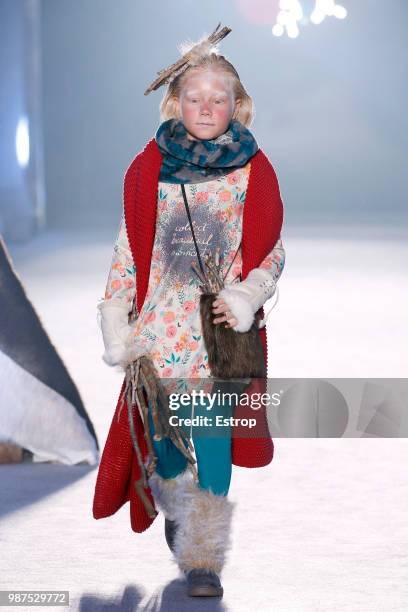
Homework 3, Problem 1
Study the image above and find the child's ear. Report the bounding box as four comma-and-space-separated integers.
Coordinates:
233, 99, 242, 119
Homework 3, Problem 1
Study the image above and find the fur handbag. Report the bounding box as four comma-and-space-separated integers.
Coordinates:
180, 184, 266, 379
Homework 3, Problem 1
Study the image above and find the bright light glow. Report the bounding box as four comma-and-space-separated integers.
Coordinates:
275, 0, 303, 39
314, 0, 347, 21
236, 0, 280, 27
320, 0, 336, 16
16, 117, 30, 168
280, 0, 291, 9
293, 1, 303, 20
277, 10, 290, 25
272, 23, 284, 36
310, 9, 325, 24
274, 0, 348, 36
287, 23, 300, 38
333, 4, 347, 19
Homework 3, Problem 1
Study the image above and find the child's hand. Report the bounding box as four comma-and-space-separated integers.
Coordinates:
212, 297, 238, 328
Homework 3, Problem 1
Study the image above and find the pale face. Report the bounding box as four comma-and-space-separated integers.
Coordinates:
174, 70, 241, 141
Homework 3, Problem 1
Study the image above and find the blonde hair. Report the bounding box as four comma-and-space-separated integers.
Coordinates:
159, 52, 254, 127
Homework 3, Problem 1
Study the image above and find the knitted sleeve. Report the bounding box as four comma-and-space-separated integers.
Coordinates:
102, 211, 136, 306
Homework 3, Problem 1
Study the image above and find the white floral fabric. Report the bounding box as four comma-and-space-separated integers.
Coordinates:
100, 162, 285, 381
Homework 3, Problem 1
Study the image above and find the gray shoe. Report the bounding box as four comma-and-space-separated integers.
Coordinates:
164, 518, 178, 553
186, 568, 224, 597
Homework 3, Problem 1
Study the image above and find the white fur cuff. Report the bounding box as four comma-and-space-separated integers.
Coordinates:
102, 339, 152, 371
218, 287, 254, 332
148, 469, 194, 521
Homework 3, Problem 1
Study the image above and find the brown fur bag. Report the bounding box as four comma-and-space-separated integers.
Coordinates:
180, 184, 266, 380
200, 293, 266, 378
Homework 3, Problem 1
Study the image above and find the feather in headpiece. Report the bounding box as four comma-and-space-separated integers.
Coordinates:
144, 23, 232, 96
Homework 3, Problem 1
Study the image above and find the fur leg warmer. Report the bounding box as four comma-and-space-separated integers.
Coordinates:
148, 468, 194, 521
172, 480, 235, 575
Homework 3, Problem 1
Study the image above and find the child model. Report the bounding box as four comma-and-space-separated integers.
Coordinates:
93, 24, 285, 598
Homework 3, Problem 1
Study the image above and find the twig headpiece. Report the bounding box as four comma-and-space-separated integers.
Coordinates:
144, 23, 232, 96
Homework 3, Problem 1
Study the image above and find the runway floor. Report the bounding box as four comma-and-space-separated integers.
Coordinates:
1, 225, 407, 611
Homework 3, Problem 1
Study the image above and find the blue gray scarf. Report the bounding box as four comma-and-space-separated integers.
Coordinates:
155, 118, 259, 184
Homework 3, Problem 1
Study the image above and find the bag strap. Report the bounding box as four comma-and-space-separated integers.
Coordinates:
180, 184, 207, 281
180, 183, 242, 286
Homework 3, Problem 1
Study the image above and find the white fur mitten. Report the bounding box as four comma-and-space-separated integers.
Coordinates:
218, 268, 278, 332
97, 299, 150, 369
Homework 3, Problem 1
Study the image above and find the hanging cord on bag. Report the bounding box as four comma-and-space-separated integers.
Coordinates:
258, 283, 279, 328
180, 183, 209, 290
180, 183, 241, 292
181, 183, 276, 330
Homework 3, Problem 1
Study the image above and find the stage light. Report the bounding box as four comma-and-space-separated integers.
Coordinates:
287, 23, 300, 38
271, 0, 347, 37
313, 0, 348, 23
272, 23, 285, 37
273, 0, 303, 38
320, 0, 336, 16
310, 8, 325, 24
333, 5, 347, 19
16, 116, 30, 169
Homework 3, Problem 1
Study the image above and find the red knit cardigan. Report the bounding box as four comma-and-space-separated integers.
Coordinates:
93, 139, 284, 533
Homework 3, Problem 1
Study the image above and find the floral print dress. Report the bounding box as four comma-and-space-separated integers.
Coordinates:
100, 161, 285, 384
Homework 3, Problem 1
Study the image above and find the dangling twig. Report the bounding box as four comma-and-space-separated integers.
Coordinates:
118, 355, 198, 516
